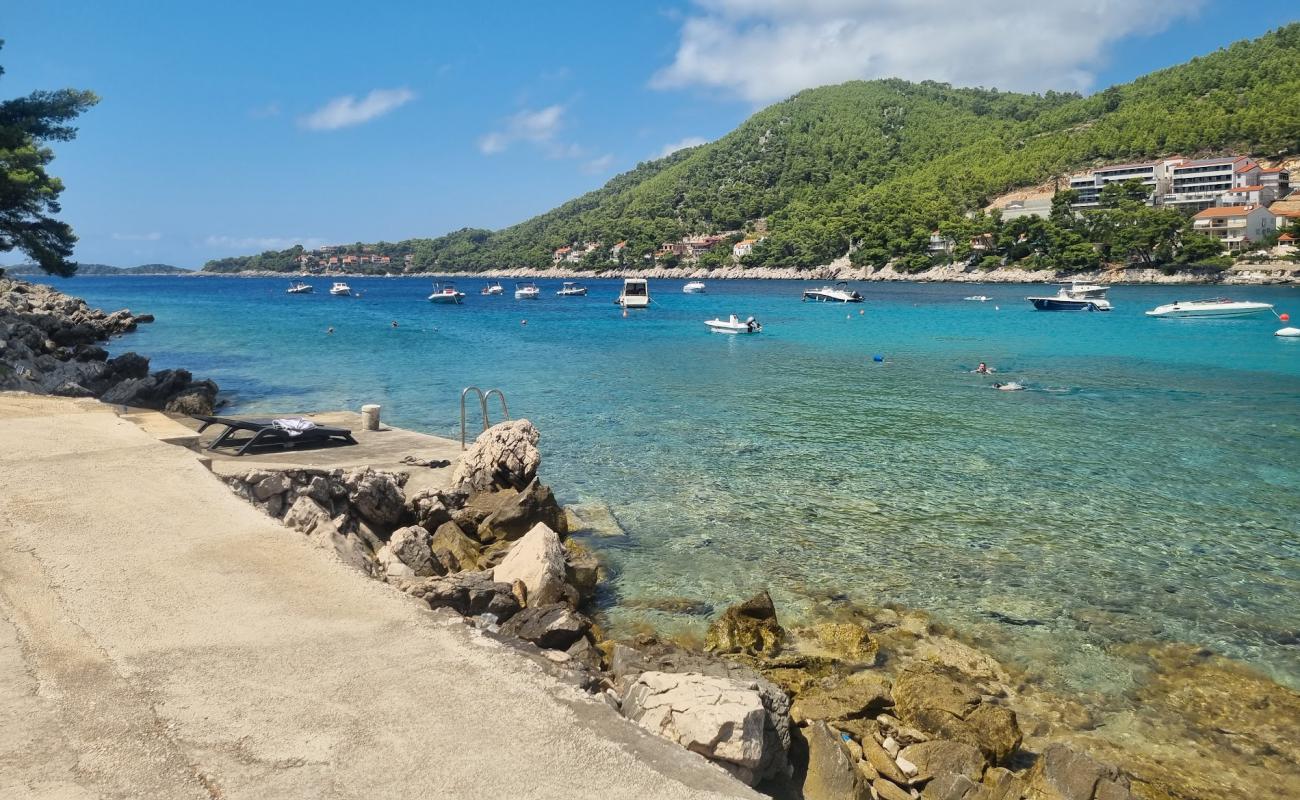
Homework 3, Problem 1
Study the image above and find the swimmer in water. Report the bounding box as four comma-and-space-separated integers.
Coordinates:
992, 381, 1024, 391
391, 320, 398, 328
975, 362, 990, 374
326, 326, 334, 335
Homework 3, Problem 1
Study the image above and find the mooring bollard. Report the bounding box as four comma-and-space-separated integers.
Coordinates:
360, 404, 381, 431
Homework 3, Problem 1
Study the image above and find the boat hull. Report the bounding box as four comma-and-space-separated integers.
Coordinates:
1029, 298, 1109, 311
428, 295, 463, 304
618, 297, 650, 308
1146, 304, 1273, 318
802, 292, 863, 303
705, 322, 759, 334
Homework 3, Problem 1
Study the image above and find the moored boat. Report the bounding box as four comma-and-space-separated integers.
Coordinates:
683, 281, 707, 294
616, 278, 650, 308
802, 282, 863, 303
287, 281, 314, 294
556, 282, 588, 296
1145, 298, 1274, 318
515, 281, 540, 299
705, 314, 761, 334
1027, 282, 1111, 311
481, 281, 504, 296
964, 295, 991, 302
428, 282, 465, 304
329, 282, 352, 296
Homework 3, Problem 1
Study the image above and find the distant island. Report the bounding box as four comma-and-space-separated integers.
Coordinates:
3, 262, 191, 277
200, 24, 1300, 280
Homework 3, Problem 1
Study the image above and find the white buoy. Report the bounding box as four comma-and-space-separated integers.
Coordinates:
1275, 326, 1300, 338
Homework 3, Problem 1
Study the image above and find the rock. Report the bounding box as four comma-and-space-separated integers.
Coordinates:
341, 468, 407, 528
899, 740, 986, 783
872, 777, 913, 800
704, 590, 784, 658
565, 636, 604, 671
252, 472, 291, 501
921, 774, 979, 800
892, 665, 980, 724
804, 622, 879, 663
861, 732, 909, 785
1026, 743, 1131, 800
104, 352, 149, 380
802, 720, 869, 800
911, 636, 1010, 685
622, 671, 777, 787
499, 603, 591, 650
376, 545, 415, 579
429, 520, 482, 573
476, 480, 567, 544
452, 418, 541, 492
163, 380, 217, 415
624, 596, 715, 616
406, 488, 458, 531
387, 525, 438, 576
978, 767, 1027, 800
563, 501, 626, 536
281, 495, 376, 575
563, 538, 600, 600
963, 704, 1021, 764
491, 522, 568, 606
50, 380, 95, 397
397, 570, 520, 621
790, 671, 893, 723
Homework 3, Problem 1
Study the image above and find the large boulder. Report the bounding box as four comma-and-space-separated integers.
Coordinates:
704, 590, 784, 658
802, 720, 870, 800
398, 570, 520, 621
385, 525, 438, 577
491, 522, 568, 606
1026, 744, 1132, 800
498, 603, 591, 650
430, 520, 482, 573
802, 622, 880, 663
621, 671, 778, 786
452, 418, 541, 492
898, 739, 986, 784
563, 539, 601, 601
406, 488, 460, 531
281, 495, 376, 575
790, 670, 893, 724
891, 664, 1021, 765
163, 379, 218, 415
476, 480, 567, 544
339, 468, 407, 529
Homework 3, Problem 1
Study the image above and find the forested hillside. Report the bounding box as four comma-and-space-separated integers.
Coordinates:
204, 23, 1300, 274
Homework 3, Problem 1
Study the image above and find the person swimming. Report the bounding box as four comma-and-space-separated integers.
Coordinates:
992, 381, 1024, 391
326, 326, 334, 335
975, 362, 990, 374
391, 320, 398, 328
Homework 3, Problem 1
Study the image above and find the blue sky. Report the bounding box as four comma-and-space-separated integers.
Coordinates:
3, 0, 1296, 268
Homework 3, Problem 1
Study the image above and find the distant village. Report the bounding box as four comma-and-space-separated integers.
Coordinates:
550, 229, 766, 267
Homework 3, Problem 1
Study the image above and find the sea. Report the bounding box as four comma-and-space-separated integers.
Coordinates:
54, 275, 1300, 697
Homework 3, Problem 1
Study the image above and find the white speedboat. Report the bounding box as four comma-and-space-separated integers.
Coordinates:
1276, 326, 1300, 338
514, 281, 540, 299
683, 281, 707, 294
428, 282, 465, 304
329, 282, 352, 296
802, 282, 863, 303
481, 281, 504, 296
1145, 298, 1274, 318
287, 281, 313, 294
616, 278, 650, 308
556, 282, 588, 296
705, 314, 761, 334
964, 295, 991, 302
1027, 282, 1111, 311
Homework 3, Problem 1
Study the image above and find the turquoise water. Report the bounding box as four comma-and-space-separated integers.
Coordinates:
57, 275, 1300, 694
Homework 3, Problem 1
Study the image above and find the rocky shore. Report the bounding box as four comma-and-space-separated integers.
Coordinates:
216, 418, 1300, 800
0, 276, 218, 413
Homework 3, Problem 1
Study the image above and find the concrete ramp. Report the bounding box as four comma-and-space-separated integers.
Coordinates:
0, 393, 756, 800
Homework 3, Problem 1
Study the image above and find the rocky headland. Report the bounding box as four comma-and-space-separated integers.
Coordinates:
0, 276, 218, 413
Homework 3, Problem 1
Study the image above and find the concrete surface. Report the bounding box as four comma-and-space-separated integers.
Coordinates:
0, 392, 759, 800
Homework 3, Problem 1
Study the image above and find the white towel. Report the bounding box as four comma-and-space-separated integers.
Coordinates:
272, 418, 318, 437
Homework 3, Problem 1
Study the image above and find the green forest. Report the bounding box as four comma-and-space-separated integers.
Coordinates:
203, 24, 1300, 275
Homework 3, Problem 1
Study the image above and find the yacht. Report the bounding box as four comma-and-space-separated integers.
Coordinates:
556, 282, 588, 297
428, 282, 465, 304
329, 282, 352, 296
514, 281, 541, 299
1145, 298, 1274, 319
705, 314, 761, 334
616, 278, 650, 308
287, 281, 313, 294
1027, 281, 1111, 311
481, 281, 504, 296
802, 282, 863, 303
683, 281, 707, 294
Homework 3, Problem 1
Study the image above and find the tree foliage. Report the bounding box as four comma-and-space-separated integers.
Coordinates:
0, 41, 98, 276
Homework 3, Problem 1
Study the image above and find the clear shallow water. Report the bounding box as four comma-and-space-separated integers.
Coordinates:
58, 275, 1300, 694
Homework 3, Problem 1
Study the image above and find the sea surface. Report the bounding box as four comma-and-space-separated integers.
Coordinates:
56, 275, 1300, 696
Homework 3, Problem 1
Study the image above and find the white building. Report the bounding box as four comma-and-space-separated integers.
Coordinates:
1068, 160, 1181, 208
1191, 204, 1274, 251
733, 238, 760, 258
1163, 156, 1258, 211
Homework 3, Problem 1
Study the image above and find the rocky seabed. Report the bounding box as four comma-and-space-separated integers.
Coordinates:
0, 277, 217, 413
220, 418, 1300, 800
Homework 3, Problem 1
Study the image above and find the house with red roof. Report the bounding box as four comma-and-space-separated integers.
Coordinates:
1191, 204, 1274, 250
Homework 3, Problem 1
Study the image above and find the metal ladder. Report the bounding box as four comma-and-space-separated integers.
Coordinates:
460, 386, 510, 449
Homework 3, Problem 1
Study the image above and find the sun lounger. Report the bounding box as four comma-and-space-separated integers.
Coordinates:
192, 415, 357, 456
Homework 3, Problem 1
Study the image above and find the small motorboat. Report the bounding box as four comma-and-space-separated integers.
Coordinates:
616, 278, 650, 308
705, 314, 761, 334
329, 282, 352, 296
802, 282, 863, 303
1145, 298, 1275, 318
481, 281, 504, 296
428, 282, 465, 304
515, 281, 541, 299
556, 282, 588, 297
1027, 282, 1111, 311
683, 281, 707, 294
287, 281, 314, 294
1276, 326, 1300, 338
964, 295, 991, 302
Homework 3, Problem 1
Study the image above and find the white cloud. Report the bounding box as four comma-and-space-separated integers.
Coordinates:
652, 0, 1205, 102
581, 154, 615, 174
204, 235, 327, 252
300, 88, 415, 131
112, 232, 162, 241
478, 104, 574, 156
658, 136, 709, 158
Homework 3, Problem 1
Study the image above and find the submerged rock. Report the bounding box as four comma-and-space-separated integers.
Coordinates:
705, 590, 784, 658
452, 419, 541, 492
1026, 743, 1132, 800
